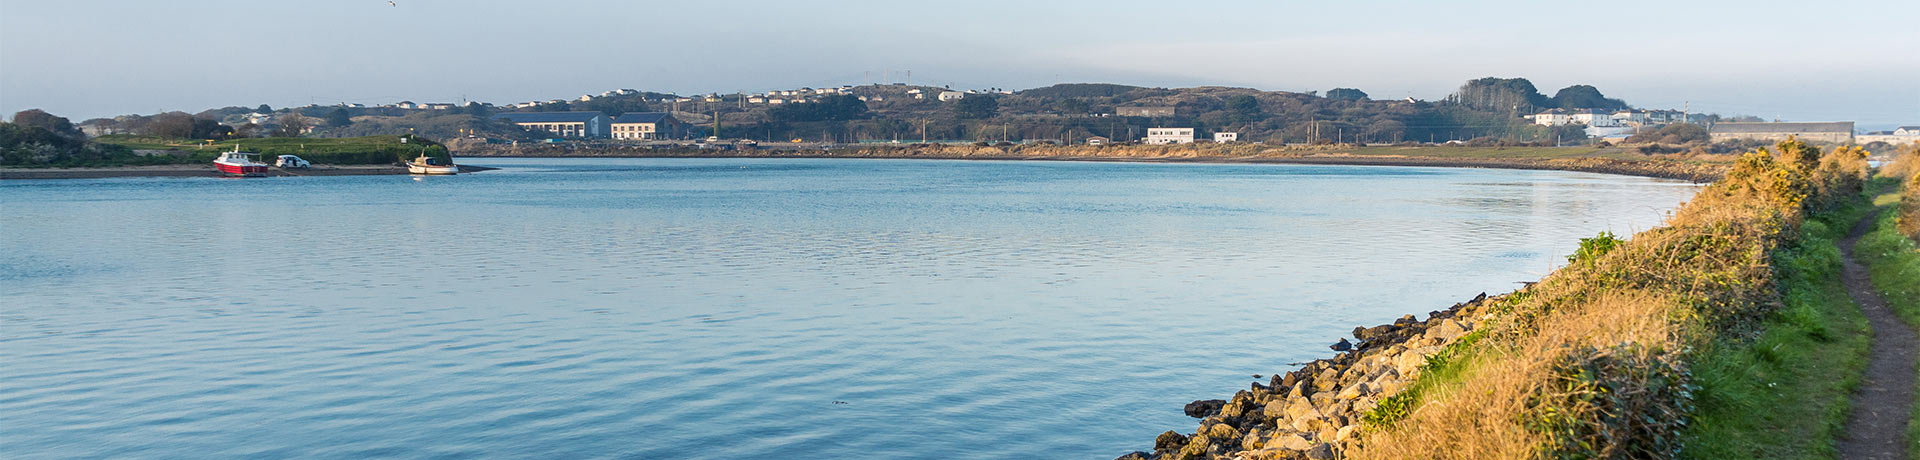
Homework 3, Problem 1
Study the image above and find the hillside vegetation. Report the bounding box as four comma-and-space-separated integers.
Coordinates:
93, 134, 449, 165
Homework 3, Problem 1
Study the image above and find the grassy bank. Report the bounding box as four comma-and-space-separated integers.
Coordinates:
1855, 175, 1920, 458
1680, 202, 1869, 458
93, 135, 448, 165
1347, 138, 1869, 459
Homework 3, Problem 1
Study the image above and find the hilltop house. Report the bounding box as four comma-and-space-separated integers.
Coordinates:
1857, 126, 1920, 145
1117, 106, 1176, 117
1708, 122, 1854, 144
494, 112, 611, 138
610, 112, 679, 140
1214, 132, 1239, 143
938, 91, 965, 102
1145, 127, 1195, 145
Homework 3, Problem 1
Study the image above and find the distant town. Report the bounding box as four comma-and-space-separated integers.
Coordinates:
12, 77, 1915, 169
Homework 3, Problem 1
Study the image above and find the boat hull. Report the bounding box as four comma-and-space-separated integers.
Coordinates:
408, 165, 459, 175
214, 162, 269, 177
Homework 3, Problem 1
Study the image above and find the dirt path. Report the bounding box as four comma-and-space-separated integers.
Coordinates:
1839, 208, 1918, 460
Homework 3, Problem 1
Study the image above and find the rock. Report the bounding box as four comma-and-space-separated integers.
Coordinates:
1306, 443, 1335, 460
1394, 314, 1417, 326
1155, 430, 1189, 451
1185, 399, 1227, 418
1330, 338, 1351, 352
1115, 452, 1153, 460
1427, 319, 1468, 342
1336, 425, 1359, 443
1337, 382, 1371, 400
1207, 423, 1239, 441
1264, 400, 1289, 419
1272, 431, 1315, 450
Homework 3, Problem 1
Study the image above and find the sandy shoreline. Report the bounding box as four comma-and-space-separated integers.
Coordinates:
0, 164, 497, 180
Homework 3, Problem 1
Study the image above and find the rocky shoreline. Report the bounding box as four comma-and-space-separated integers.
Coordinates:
1117, 293, 1497, 460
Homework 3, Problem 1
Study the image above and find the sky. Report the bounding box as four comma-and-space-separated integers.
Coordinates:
3, 0, 1916, 128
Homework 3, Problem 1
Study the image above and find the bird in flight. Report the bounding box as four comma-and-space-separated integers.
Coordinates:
388, 1, 397, 6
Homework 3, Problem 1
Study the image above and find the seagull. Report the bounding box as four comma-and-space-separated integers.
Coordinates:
388, 1, 397, 6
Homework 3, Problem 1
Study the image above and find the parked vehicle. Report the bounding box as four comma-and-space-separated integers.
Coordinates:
276, 155, 311, 169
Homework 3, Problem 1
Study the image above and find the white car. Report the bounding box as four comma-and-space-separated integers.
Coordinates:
275, 155, 311, 168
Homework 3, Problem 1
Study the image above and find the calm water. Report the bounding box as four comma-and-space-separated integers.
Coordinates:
0, 158, 1698, 459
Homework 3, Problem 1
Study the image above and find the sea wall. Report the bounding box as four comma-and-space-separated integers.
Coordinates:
1115, 293, 1496, 460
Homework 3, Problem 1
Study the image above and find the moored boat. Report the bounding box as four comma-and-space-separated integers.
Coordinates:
406, 153, 459, 175
213, 146, 269, 177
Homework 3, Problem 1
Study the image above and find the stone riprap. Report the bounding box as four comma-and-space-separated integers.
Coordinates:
1118, 293, 1494, 460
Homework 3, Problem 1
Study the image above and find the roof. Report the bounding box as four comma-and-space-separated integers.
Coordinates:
1709, 122, 1854, 134
612, 112, 673, 124
493, 112, 606, 123
1899, 126, 1920, 131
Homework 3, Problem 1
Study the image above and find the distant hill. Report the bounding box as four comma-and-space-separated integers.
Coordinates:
1017, 83, 1147, 98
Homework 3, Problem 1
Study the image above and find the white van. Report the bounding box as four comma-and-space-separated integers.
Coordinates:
275, 155, 311, 169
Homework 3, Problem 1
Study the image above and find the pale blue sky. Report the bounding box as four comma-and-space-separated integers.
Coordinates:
3, 0, 1915, 127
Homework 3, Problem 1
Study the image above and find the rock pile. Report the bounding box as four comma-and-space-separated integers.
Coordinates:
1117, 293, 1494, 460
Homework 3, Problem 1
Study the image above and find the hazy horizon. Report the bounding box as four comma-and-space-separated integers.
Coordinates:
3, 0, 1915, 128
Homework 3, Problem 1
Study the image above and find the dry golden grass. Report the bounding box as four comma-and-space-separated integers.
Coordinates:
1350, 138, 1861, 460
1352, 291, 1683, 460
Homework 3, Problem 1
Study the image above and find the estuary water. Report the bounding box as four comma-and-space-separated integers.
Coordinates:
0, 158, 1699, 459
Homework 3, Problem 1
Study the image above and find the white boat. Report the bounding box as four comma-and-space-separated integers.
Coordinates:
406, 153, 458, 175
213, 146, 269, 177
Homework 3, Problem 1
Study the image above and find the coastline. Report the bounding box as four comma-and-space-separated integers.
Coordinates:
460, 148, 1728, 183
0, 164, 497, 180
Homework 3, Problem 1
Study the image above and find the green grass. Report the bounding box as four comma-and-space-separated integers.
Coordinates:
1853, 178, 1920, 459
1678, 201, 1872, 459
93, 135, 446, 165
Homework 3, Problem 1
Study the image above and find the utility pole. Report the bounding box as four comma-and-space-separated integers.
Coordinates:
920, 119, 929, 143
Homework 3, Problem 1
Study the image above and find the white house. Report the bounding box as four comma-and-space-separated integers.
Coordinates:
1214, 132, 1239, 143
1145, 128, 1195, 145
938, 91, 966, 102
610, 112, 678, 140
1897, 126, 1920, 136
748, 97, 766, 104
1611, 110, 1652, 127
494, 112, 612, 138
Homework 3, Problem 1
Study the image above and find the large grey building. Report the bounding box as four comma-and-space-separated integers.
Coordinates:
1708, 122, 1854, 144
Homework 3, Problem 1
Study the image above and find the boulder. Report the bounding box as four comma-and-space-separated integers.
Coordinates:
1329, 338, 1351, 352
1115, 452, 1152, 460
1335, 425, 1360, 443
1185, 399, 1227, 418
1306, 442, 1335, 460
1336, 382, 1371, 400
1155, 430, 1189, 451
1272, 431, 1315, 450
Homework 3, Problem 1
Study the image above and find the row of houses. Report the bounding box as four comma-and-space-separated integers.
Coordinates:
1529, 109, 1691, 128
492, 111, 684, 140
1144, 128, 1237, 145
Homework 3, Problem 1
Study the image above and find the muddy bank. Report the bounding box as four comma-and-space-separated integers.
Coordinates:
0, 164, 497, 180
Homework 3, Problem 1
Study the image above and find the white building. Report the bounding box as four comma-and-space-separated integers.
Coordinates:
1214, 132, 1239, 143
1532, 109, 1618, 127
610, 112, 678, 140
938, 91, 966, 102
1898, 126, 1920, 136
1145, 128, 1195, 145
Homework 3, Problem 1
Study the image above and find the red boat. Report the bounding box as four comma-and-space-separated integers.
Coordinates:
213, 146, 269, 177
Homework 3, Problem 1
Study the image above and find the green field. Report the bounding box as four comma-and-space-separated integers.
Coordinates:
94, 135, 448, 165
